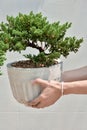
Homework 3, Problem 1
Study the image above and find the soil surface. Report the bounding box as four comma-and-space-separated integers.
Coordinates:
11, 60, 45, 68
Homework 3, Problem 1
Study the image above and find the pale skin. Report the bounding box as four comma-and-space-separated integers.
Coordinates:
25, 66, 87, 108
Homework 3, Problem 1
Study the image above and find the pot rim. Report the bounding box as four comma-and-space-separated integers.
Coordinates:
7, 59, 63, 70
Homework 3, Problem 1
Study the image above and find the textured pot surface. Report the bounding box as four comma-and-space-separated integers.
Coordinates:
7, 61, 62, 104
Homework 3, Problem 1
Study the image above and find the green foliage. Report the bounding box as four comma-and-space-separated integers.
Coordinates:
0, 11, 83, 73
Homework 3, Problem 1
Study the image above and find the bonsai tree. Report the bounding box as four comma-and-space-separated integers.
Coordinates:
0, 11, 83, 75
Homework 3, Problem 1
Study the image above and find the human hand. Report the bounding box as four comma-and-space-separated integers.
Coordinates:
25, 78, 62, 108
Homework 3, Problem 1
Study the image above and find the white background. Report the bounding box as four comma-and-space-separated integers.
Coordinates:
0, 0, 87, 130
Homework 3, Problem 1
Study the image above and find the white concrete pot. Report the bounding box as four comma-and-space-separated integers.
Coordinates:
7, 60, 62, 104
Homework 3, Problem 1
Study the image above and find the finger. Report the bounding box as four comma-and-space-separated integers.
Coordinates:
32, 78, 50, 88
32, 102, 46, 108
26, 96, 41, 106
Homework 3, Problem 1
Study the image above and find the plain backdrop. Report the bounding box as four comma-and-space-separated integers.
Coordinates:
0, 0, 87, 130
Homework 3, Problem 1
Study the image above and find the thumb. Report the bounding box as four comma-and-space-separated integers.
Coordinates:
25, 96, 41, 107
32, 78, 49, 89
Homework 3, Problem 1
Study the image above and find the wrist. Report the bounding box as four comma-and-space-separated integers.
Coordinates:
61, 80, 87, 95
63, 82, 74, 95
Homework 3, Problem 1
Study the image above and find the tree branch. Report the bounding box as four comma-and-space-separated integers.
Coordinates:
27, 41, 44, 52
